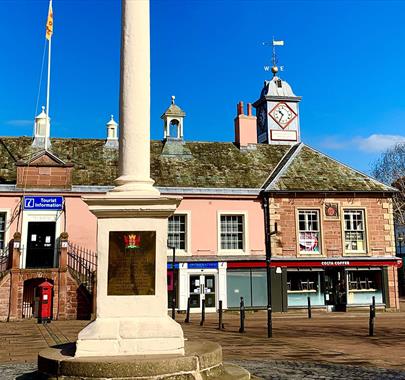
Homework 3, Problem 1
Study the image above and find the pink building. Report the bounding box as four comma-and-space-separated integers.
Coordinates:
0, 75, 399, 320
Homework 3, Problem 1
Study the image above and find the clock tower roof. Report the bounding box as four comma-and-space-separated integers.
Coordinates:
260, 76, 297, 99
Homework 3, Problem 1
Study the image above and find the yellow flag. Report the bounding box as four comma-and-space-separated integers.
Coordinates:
46, 1, 53, 40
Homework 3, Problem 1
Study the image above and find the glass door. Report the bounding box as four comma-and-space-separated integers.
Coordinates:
188, 274, 217, 310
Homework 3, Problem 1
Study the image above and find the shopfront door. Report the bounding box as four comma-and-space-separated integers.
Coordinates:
25, 222, 56, 268
324, 268, 347, 311
189, 274, 216, 311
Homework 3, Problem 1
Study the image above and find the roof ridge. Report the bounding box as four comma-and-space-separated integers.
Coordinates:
262, 143, 303, 190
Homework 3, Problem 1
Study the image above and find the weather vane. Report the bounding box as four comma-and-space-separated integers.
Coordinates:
262, 37, 285, 77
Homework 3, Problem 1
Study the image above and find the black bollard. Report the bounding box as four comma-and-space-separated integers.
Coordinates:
218, 300, 224, 330
307, 296, 312, 319
267, 306, 272, 338
185, 297, 191, 324
200, 299, 205, 326
239, 297, 245, 333
369, 296, 376, 337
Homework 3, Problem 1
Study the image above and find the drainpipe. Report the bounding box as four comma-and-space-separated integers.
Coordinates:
261, 191, 272, 338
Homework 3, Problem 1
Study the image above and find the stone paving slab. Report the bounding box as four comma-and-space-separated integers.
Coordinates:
2, 308, 405, 378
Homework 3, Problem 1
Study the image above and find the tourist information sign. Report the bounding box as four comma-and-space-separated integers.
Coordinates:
23, 196, 64, 211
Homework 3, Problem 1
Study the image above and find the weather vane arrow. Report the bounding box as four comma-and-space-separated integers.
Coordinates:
262, 37, 285, 76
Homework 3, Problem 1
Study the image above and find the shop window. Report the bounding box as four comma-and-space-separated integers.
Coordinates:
0, 212, 6, 250
220, 215, 244, 251
347, 270, 383, 305
226, 269, 266, 308
287, 271, 325, 307
298, 210, 321, 254
344, 210, 366, 253
168, 215, 186, 250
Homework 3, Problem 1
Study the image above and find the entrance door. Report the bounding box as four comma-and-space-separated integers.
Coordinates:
189, 274, 216, 311
26, 222, 56, 268
324, 268, 347, 311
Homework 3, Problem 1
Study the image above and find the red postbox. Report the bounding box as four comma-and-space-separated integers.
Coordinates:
37, 280, 53, 324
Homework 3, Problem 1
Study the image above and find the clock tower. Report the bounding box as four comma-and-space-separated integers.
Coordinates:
253, 74, 302, 144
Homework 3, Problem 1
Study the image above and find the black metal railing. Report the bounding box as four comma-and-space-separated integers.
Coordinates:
0, 247, 10, 276
67, 242, 97, 294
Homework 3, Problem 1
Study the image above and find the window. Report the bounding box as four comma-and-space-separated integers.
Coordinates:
344, 210, 366, 253
298, 210, 320, 254
0, 212, 6, 251
220, 215, 244, 250
168, 214, 186, 250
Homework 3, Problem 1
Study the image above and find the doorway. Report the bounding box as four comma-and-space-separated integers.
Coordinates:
25, 222, 56, 268
324, 268, 347, 311
189, 274, 216, 311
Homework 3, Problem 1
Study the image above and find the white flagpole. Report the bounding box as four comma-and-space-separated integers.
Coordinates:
45, 0, 52, 151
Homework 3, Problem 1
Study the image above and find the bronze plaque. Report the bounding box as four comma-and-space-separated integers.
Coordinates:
108, 231, 156, 296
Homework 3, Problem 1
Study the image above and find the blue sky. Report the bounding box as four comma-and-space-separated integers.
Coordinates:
1, 0, 405, 174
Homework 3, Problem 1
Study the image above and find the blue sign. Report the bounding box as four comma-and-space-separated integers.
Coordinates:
188, 262, 218, 269
23, 196, 64, 211
166, 263, 180, 269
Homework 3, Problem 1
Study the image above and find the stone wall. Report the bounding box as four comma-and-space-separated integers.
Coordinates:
16, 166, 73, 189
269, 195, 395, 258
0, 269, 91, 321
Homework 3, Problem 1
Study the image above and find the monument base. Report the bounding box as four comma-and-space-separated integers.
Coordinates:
75, 316, 184, 357
38, 340, 252, 379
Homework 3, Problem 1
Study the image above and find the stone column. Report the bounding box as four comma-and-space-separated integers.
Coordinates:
76, 0, 184, 357
57, 232, 69, 319
112, 0, 159, 197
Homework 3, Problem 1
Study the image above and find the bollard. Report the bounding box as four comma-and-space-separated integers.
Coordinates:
369, 304, 374, 336
369, 296, 376, 337
185, 297, 191, 324
239, 297, 245, 333
200, 299, 205, 326
307, 296, 312, 319
218, 300, 224, 330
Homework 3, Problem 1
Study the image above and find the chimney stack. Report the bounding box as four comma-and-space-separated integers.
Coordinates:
234, 101, 257, 148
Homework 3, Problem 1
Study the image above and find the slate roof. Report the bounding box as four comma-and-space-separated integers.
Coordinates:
0, 136, 394, 193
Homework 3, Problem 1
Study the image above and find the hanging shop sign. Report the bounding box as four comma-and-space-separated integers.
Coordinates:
23, 196, 63, 211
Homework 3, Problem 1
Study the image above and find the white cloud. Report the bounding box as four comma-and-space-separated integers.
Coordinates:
320, 134, 405, 153
5, 119, 33, 127
354, 134, 405, 153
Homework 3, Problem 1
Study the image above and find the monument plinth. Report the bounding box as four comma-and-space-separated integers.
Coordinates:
74, 196, 184, 357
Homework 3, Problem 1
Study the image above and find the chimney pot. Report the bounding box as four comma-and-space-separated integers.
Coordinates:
237, 101, 244, 116
247, 103, 253, 116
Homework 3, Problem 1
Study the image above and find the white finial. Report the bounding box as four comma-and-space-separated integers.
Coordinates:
42, 106, 46, 113
171, 95, 175, 105
110, 115, 114, 121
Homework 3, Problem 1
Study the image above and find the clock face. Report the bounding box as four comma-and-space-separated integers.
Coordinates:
269, 102, 297, 129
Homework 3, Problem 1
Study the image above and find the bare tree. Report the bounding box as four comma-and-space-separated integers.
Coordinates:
372, 143, 405, 227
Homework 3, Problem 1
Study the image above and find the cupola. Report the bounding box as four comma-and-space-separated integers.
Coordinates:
105, 115, 119, 148
161, 96, 186, 141
32, 106, 51, 149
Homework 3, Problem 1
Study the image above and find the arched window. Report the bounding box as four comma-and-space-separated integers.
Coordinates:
169, 119, 180, 138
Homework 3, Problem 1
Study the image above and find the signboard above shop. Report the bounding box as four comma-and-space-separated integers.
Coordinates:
23, 196, 64, 211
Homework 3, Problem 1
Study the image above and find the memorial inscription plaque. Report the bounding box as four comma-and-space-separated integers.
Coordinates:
108, 231, 156, 296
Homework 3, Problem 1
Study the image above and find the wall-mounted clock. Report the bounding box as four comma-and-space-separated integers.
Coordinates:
269, 102, 297, 129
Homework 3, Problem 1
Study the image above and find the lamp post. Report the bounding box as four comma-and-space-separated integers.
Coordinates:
168, 245, 176, 320
397, 233, 404, 256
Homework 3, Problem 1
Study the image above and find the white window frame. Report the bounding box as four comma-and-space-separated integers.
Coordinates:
342, 208, 368, 255
296, 208, 323, 256
217, 211, 248, 255
167, 211, 191, 256
0, 209, 11, 254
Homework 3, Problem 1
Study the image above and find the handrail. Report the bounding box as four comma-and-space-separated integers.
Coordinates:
67, 242, 97, 294
0, 247, 10, 275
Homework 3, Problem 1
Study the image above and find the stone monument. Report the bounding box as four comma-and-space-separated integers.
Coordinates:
38, 1, 251, 378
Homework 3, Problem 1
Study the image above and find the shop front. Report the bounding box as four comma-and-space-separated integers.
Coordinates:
227, 258, 402, 311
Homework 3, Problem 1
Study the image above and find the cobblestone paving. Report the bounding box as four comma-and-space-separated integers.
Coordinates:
232, 360, 405, 380
2, 360, 405, 380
